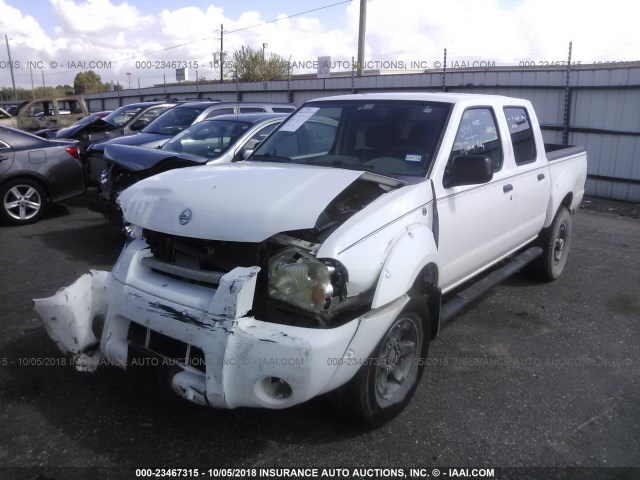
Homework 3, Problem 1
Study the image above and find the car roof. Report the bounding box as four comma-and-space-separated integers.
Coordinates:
172, 101, 221, 109
200, 112, 288, 123
119, 101, 172, 108
312, 92, 520, 105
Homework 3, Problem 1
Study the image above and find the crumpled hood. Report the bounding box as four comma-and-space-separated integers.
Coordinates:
118, 162, 364, 242
104, 144, 206, 171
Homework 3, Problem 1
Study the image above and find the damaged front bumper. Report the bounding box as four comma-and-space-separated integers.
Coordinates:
34, 239, 408, 410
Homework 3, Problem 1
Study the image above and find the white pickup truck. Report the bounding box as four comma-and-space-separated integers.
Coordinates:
35, 93, 587, 425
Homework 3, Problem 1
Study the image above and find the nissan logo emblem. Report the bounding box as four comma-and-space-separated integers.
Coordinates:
178, 209, 192, 225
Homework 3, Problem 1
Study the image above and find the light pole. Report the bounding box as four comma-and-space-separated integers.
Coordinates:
262, 42, 268, 78
220, 24, 224, 82
357, 0, 366, 76
127, 72, 132, 89
4, 35, 17, 100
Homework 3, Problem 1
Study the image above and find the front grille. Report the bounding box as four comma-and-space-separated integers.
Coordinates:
145, 230, 262, 275
127, 322, 206, 372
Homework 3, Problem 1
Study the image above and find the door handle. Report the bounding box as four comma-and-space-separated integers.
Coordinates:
503, 184, 513, 193
537, 173, 545, 181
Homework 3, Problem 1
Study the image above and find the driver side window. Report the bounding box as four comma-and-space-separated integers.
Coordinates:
448, 108, 503, 173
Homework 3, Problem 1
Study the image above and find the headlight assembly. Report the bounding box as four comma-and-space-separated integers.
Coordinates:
123, 223, 144, 242
99, 169, 109, 187
268, 246, 346, 312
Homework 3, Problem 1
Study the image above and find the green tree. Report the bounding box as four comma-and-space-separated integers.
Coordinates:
232, 46, 290, 82
0, 85, 75, 101
74, 70, 110, 94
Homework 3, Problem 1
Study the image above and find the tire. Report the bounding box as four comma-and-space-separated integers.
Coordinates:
330, 298, 429, 426
0, 178, 49, 225
528, 207, 572, 281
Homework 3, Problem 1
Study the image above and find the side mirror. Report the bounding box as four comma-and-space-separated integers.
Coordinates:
130, 119, 149, 131
239, 138, 263, 161
443, 155, 493, 188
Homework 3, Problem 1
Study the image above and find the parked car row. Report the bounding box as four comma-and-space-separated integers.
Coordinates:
86, 101, 296, 182
89, 112, 287, 221
0, 100, 296, 225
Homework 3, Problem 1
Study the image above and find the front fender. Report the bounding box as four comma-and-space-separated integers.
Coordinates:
371, 223, 439, 309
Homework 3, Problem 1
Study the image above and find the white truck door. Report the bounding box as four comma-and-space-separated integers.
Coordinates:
434, 106, 518, 292
502, 106, 550, 244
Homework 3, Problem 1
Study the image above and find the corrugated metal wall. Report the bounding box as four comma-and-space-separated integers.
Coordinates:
83, 66, 640, 202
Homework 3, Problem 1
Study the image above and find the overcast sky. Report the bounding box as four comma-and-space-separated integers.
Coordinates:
0, 0, 638, 90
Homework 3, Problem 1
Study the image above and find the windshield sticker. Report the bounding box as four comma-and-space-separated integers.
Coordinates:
405, 154, 422, 162
279, 107, 320, 132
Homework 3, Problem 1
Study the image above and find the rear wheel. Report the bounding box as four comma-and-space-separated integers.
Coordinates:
0, 179, 49, 225
331, 298, 429, 426
528, 207, 572, 281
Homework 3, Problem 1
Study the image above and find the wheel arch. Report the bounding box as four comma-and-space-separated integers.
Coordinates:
371, 224, 441, 339
410, 262, 442, 340
544, 178, 576, 228
0, 174, 51, 201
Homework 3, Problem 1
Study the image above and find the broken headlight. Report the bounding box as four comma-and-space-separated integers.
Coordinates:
99, 168, 109, 187
123, 222, 144, 242
268, 246, 346, 312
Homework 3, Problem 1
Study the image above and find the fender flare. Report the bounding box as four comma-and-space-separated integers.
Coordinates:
371, 223, 439, 309
544, 170, 575, 228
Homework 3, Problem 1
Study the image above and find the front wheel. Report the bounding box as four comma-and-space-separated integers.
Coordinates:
0, 179, 49, 225
330, 299, 429, 426
529, 207, 572, 281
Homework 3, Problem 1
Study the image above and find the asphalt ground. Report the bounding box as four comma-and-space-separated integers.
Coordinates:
0, 192, 638, 480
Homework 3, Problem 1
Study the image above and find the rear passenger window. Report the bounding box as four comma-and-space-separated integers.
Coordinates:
138, 106, 170, 123
204, 108, 234, 118
504, 107, 536, 165
239, 107, 266, 113
449, 108, 502, 172
57, 99, 83, 114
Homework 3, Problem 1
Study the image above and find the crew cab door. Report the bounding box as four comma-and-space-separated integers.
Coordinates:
433, 106, 518, 291
501, 106, 549, 243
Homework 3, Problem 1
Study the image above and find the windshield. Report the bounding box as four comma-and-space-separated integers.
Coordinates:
142, 106, 205, 135
162, 120, 251, 158
102, 105, 143, 127
252, 100, 451, 177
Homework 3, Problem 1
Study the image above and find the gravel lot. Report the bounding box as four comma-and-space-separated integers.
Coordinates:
0, 193, 638, 480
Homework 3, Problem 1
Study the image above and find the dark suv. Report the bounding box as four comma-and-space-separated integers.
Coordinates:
80, 101, 177, 181
86, 101, 296, 181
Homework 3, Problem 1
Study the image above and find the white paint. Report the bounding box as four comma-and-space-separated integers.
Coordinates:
118, 162, 363, 242
207, 266, 260, 318
34, 270, 111, 355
